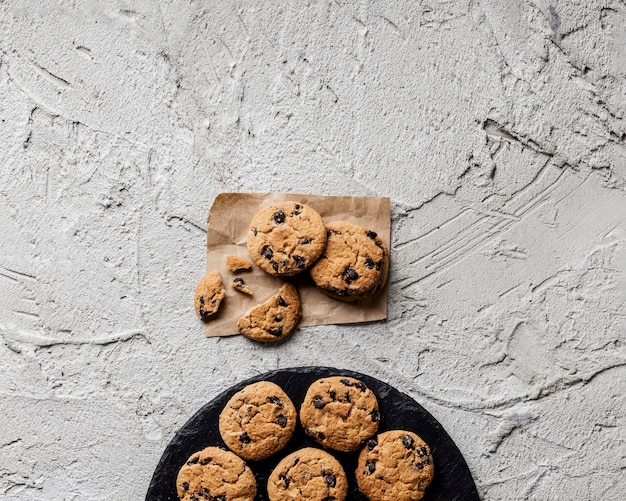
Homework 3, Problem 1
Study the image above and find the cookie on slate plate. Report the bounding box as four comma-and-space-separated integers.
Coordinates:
237, 283, 301, 342
247, 201, 327, 276
176, 446, 256, 501
219, 381, 297, 461
194, 271, 226, 320
309, 221, 387, 301
356, 430, 434, 501
267, 447, 348, 501
300, 376, 380, 452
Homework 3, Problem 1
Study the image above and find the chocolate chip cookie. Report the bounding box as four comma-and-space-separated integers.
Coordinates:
300, 376, 380, 452
237, 283, 301, 342
247, 201, 326, 276
219, 381, 297, 461
267, 447, 348, 501
194, 271, 226, 320
309, 221, 387, 300
356, 430, 434, 501
176, 446, 256, 501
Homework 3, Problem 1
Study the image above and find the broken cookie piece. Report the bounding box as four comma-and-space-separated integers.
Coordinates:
237, 283, 301, 342
194, 271, 226, 320
231, 277, 253, 295
226, 255, 253, 272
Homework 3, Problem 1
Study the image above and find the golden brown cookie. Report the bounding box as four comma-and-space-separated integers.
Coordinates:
176, 446, 256, 501
267, 447, 348, 501
300, 376, 380, 452
356, 430, 434, 501
219, 381, 297, 461
310, 221, 387, 300
194, 271, 226, 320
226, 255, 253, 272
231, 277, 253, 295
247, 201, 326, 276
237, 283, 301, 342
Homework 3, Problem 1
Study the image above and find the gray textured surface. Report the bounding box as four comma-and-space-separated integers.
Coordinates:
1, 1, 624, 499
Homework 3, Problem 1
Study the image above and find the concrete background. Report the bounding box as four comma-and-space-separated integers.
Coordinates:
1, 0, 624, 499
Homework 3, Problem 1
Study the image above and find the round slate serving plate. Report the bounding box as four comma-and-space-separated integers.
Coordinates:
146, 366, 479, 501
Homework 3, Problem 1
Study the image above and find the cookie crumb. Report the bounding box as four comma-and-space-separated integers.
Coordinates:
231, 277, 253, 295
226, 255, 252, 272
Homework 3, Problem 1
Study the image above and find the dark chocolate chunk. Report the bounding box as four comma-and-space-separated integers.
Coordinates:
418, 446, 429, 458
277, 296, 288, 307
324, 473, 337, 488
199, 457, 211, 465
402, 434, 415, 449
316, 431, 326, 440
340, 378, 353, 386
371, 409, 380, 422
366, 230, 378, 239
300, 237, 311, 245
214, 496, 226, 501
413, 461, 425, 470
273, 210, 286, 224
268, 326, 283, 337
261, 246, 273, 260
365, 461, 376, 475
182, 482, 189, 491
274, 315, 283, 322
293, 255, 306, 268
295, 204, 301, 209
313, 395, 325, 409
271, 261, 279, 272
375, 260, 382, 271
366, 438, 378, 450
267, 395, 283, 406
365, 257, 375, 269
355, 381, 366, 391
279, 473, 291, 488
233, 277, 245, 285
276, 415, 288, 428
343, 267, 359, 283
199, 296, 205, 304
329, 391, 336, 401
240, 432, 251, 443
187, 456, 199, 465
252, 228, 257, 236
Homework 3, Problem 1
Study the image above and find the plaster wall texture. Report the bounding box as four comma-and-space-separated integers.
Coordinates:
0, 0, 624, 499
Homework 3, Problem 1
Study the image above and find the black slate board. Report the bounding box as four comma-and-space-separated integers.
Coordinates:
146, 366, 479, 501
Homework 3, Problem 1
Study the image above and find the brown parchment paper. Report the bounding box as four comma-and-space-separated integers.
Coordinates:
203, 193, 391, 337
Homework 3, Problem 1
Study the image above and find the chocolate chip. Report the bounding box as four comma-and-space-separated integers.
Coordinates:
313, 395, 325, 409
277, 296, 288, 307
292, 210, 301, 216
418, 446, 429, 458
276, 414, 288, 428
261, 246, 273, 260
293, 255, 306, 268
189, 496, 199, 501
365, 257, 375, 269
197, 487, 210, 497
324, 473, 337, 488
279, 473, 291, 487
182, 482, 189, 491
366, 230, 377, 239
375, 260, 382, 271
340, 378, 352, 386
273, 210, 286, 224
371, 409, 380, 422
295, 204, 301, 210
366, 438, 378, 450
343, 267, 359, 284
268, 326, 283, 337
345, 393, 351, 403
300, 237, 311, 245
187, 456, 199, 465
402, 434, 415, 449
252, 228, 257, 236
274, 315, 283, 322
329, 391, 336, 401
365, 461, 376, 474
316, 431, 326, 440
355, 381, 366, 391
240, 432, 251, 443
271, 261, 279, 272
214, 496, 226, 501
200, 457, 211, 465
199, 296, 205, 304
413, 461, 425, 470
233, 277, 245, 285
267, 395, 283, 406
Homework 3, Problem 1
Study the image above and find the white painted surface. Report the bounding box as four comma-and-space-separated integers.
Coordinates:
1, 1, 624, 499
